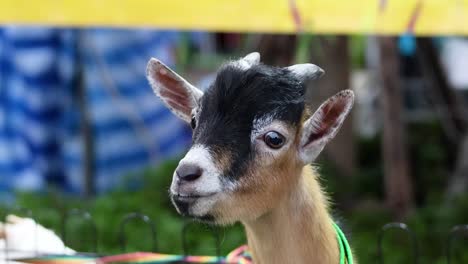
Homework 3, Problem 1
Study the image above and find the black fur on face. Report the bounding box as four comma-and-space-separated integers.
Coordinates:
192, 63, 306, 182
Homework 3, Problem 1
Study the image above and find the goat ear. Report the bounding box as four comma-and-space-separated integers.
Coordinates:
287, 63, 324, 81
146, 58, 203, 123
299, 90, 354, 163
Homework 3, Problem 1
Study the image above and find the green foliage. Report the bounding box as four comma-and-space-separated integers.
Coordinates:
350, 35, 366, 69
344, 197, 468, 264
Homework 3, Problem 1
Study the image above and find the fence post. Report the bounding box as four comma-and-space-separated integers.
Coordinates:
181, 220, 221, 260
62, 209, 98, 253
118, 212, 157, 252
446, 224, 468, 264
378, 222, 418, 264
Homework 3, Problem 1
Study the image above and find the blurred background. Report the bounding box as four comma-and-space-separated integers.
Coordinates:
0, 1, 468, 263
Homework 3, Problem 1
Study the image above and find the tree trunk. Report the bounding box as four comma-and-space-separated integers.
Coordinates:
76, 31, 95, 197
446, 134, 468, 198
309, 36, 356, 179
415, 38, 468, 199
256, 34, 297, 66
378, 36, 413, 218
416, 37, 466, 144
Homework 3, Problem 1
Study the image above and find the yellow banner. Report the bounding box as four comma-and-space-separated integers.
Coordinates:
0, 0, 467, 35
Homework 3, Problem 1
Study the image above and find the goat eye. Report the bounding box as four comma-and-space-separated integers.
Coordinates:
190, 116, 196, 129
263, 131, 285, 149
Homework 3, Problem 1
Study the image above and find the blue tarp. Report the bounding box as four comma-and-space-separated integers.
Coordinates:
0, 27, 195, 194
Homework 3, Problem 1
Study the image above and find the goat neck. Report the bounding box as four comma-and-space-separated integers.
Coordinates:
243, 165, 339, 264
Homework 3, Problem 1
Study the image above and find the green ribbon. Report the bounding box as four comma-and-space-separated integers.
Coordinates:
332, 222, 354, 264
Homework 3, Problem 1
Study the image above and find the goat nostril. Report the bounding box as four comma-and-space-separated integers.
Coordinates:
176, 164, 203, 182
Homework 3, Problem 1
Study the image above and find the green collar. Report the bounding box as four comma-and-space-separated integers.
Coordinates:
332, 222, 354, 264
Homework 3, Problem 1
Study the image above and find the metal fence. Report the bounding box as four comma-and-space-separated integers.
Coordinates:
2, 208, 467, 263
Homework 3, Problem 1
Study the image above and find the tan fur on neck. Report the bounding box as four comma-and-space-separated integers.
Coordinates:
243, 165, 339, 264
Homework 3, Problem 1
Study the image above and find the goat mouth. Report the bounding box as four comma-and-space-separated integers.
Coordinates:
170, 193, 218, 220
171, 192, 217, 202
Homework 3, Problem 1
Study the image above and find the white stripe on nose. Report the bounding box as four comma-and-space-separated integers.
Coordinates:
171, 145, 222, 194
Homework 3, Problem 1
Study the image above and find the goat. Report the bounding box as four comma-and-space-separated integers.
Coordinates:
146, 52, 355, 263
